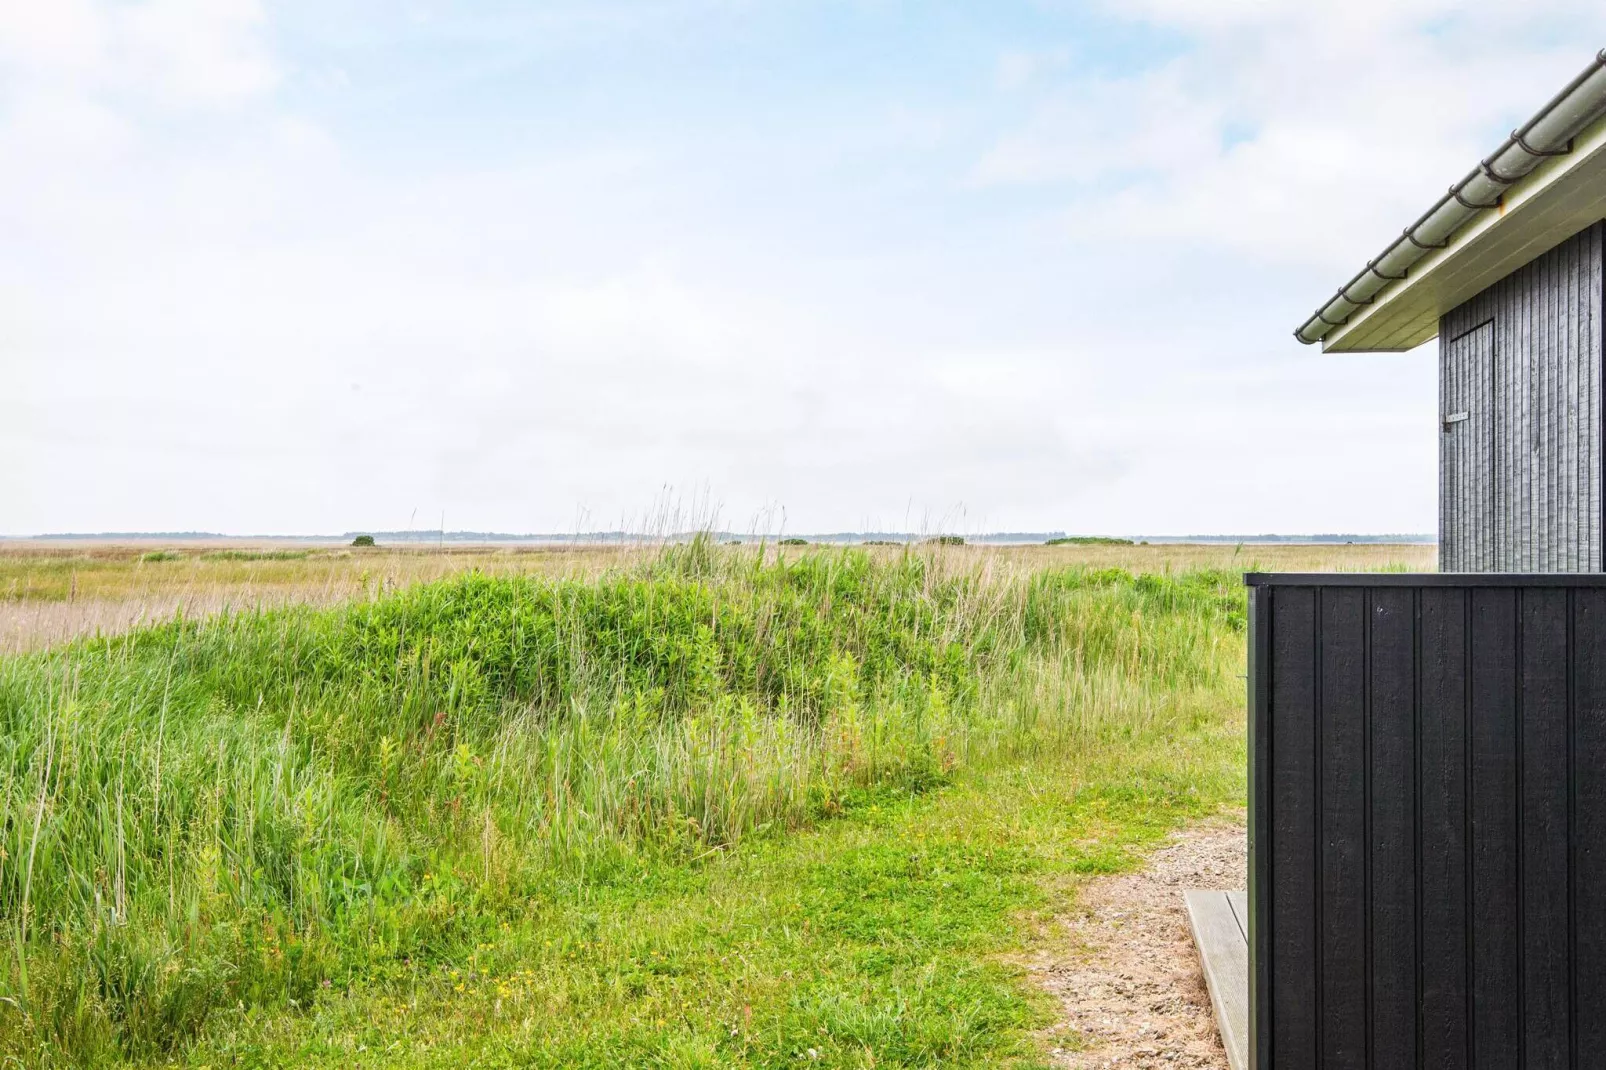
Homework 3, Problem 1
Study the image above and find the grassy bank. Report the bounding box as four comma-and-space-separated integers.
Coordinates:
0, 540, 1432, 656
0, 543, 1247, 1066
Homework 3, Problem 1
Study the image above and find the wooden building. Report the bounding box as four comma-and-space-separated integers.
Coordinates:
1297, 53, 1606, 572
1187, 52, 1606, 1070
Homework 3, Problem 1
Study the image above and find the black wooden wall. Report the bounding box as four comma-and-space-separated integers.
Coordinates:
1248, 573, 1606, 1069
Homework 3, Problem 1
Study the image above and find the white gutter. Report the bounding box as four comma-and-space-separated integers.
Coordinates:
1296, 51, 1606, 346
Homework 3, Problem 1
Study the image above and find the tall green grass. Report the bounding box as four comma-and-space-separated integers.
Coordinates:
0, 542, 1244, 1064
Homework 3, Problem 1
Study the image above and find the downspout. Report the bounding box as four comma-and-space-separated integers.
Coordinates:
1295, 50, 1606, 346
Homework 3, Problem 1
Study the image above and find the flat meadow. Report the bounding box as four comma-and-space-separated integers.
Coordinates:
0, 539, 1432, 1067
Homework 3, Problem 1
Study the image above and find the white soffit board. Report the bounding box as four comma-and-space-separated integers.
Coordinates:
1324, 114, 1606, 353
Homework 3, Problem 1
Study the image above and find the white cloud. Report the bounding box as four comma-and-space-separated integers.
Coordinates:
117, 0, 277, 102
0, 0, 275, 106
994, 48, 1070, 93
0, 1, 107, 76
974, 62, 1224, 186
980, 1, 1606, 271
9, 0, 1591, 536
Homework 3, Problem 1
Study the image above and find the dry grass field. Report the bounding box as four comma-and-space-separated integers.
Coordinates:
0, 540, 1434, 655
0, 543, 624, 654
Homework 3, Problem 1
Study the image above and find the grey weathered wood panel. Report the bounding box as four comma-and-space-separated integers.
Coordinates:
1439, 221, 1604, 573
1247, 573, 1606, 1070
1185, 890, 1249, 1070
1441, 321, 1494, 570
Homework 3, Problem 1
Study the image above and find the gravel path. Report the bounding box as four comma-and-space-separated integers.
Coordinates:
1029, 817, 1246, 1068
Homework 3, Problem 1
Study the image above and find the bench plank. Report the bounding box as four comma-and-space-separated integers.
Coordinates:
1184, 889, 1249, 1070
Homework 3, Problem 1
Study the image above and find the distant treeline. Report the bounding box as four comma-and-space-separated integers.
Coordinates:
11, 530, 1436, 545
1135, 534, 1435, 544
1045, 537, 1135, 546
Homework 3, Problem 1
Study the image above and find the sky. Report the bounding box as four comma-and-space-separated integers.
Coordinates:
3, 1, 1605, 537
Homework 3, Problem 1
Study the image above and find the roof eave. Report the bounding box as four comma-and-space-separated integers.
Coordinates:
1296, 51, 1606, 353
1321, 116, 1606, 353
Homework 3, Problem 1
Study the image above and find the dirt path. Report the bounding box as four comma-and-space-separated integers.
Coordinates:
1029, 816, 1246, 1068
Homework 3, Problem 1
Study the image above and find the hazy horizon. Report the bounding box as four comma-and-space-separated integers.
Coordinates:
2, 527, 1437, 544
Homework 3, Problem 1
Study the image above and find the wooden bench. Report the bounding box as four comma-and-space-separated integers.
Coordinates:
1183, 890, 1248, 1070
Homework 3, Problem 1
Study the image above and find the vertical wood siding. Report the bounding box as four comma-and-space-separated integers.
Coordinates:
1439, 221, 1604, 573
1249, 575, 1606, 1069
1441, 322, 1495, 571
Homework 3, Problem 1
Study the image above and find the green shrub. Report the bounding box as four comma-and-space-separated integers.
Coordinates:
199, 549, 312, 561
1046, 536, 1135, 546
351, 535, 376, 547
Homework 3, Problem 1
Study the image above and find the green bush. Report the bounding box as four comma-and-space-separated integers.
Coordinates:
1046, 536, 1135, 546
351, 535, 376, 548
199, 549, 312, 561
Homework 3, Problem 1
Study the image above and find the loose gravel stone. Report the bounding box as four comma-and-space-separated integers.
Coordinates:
1029, 816, 1246, 1068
